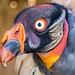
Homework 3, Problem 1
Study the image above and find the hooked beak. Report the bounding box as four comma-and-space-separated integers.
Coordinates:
0, 24, 25, 67
0, 40, 20, 67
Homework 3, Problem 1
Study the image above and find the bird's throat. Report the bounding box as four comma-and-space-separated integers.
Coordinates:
37, 19, 69, 71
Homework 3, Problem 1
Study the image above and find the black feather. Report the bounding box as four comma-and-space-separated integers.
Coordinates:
33, 53, 51, 75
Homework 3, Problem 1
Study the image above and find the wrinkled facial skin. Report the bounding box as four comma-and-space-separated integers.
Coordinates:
0, 3, 63, 66
0, 40, 20, 67
1, 24, 25, 53
14, 4, 62, 53
0, 24, 25, 66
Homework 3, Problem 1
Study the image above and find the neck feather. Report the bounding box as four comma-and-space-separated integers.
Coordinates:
37, 19, 69, 70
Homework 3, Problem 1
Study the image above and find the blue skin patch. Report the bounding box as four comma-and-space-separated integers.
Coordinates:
4, 39, 20, 56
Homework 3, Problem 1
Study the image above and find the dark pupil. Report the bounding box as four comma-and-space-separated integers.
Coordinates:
38, 23, 42, 27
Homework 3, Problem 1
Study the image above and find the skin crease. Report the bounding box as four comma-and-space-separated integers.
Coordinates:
51, 12, 75, 75
1, 3, 75, 75
14, 3, 75, 75
15, 4, 62, 53
15, 54, 45, 75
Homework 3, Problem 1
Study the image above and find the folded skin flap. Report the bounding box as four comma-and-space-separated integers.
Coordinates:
0, 24, 25, 67
0, 40, 20, 67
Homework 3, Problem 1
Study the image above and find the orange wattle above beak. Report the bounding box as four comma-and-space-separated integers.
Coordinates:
0, 24, 25, 67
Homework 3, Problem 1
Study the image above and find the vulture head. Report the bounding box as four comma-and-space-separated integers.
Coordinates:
0, 3, 68, 69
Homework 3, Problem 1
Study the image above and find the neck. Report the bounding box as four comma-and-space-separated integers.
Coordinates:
37, 19, 69, 70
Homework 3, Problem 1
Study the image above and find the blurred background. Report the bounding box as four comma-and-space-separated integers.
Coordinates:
0, 0, 52, 75
1, 0, 75, 75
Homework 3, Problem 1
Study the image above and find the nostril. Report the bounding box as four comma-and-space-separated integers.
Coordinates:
15, 30, 19, 35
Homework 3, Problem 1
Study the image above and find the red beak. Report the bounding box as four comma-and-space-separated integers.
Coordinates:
0, 40, 20, 67
0, 24, 25, 67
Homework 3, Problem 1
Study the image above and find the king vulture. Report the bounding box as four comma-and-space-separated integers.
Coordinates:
0, 3, 75, 75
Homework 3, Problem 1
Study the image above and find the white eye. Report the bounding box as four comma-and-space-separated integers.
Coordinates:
36, 21, 44, 29
34, 18, 46, 31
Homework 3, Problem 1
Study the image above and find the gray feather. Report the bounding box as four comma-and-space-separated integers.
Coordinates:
51, 10, 75, 75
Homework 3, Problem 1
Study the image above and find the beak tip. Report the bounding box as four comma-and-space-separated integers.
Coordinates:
2, 62, 7, 67
0, 39, 21, 67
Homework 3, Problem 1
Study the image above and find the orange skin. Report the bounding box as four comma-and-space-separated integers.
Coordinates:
0, 24, 25, 66
34, 18, 47, 31
1, 24, 25, 54
0, 45, 15, 66
0, 19, 68, 69
37, 19, 69, 71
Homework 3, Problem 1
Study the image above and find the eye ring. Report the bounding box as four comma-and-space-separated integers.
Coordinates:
34, 18, 47, 31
